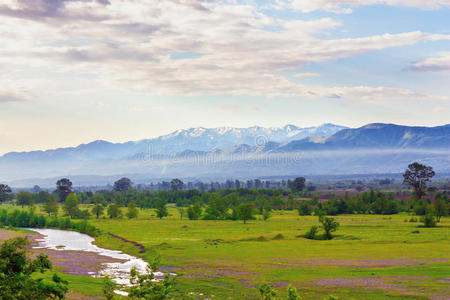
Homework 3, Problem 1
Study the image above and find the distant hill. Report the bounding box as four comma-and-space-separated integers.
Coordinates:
0, 123, 347, 162
1, 123, 449, 186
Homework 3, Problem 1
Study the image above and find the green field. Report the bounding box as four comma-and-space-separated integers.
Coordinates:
89, 206, 449, 299
1, 204, 449, 299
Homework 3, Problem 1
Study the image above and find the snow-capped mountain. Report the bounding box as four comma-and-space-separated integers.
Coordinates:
1, 123, 449, 185
0, 123, 347, 163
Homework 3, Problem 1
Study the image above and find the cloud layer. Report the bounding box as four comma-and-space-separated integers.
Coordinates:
0, 0, 448, 102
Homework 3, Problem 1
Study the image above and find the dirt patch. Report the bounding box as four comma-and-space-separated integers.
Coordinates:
311, 276, 426, 295
271, 258, 449, 268
26, 233, 127, 276
0, 229, 26, 241
65, 291, 103, 300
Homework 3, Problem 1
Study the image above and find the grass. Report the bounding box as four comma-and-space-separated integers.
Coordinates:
1, 203, 449, 299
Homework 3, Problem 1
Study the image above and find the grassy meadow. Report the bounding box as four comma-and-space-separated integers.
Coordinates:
1, 203, 449, 299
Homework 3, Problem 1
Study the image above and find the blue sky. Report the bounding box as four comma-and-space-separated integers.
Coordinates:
0, 0, 449, 154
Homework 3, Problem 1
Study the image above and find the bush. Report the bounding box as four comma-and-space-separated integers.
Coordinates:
421, 214, 437, 227
304, 225, 319, 240
409, 217, 418, 223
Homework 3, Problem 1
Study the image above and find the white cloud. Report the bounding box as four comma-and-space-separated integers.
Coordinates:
288, 0, 450, 14
0, 0, 448, 102
408, 51, 450, 72
294, 72, 320, 77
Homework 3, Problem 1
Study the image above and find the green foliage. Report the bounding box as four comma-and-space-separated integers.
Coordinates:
291, 177, 306, 193
187, 203, 202, 220
102, 274, 117, 300
421, 214, 437, 227
0, 209, 99, 236
107, 204, 122, 219
304, 225, 319, 240
297, 201, 312, 216
262, 209, 271, 221
128, 256, 174, 299
43, 195, 59, 217
0, 184, 13, 204
63, 193, 79, 219
237, 203, 254, 224
0, 237, 68, 300
56, 178, 73, 202
258, 283, 277, 300
433, 193, 448, 222
287, 285, 301, 300
319, 216, 339, 240
156, 199, 168, 219
16, 191, 33, 208
403, 162, 435, 199
127, 201, 139, 219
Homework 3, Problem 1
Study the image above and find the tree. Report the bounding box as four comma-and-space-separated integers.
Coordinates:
0, 237, 68, 300
298, 201, 312, 216
319, 215, 340, 240
63, 193, 79, 219
287, 285, 301, 300
156, 199, 168, 219
403, 163, 435, 199
91, 194, 106, 219
237, 203, 254, 224
56, 178, 73, 202
43, 195, 59, 217
102, 274, 117, 300
170, 178, 184, 191
0, 184, 12, 204
433, 193, 448, 222
258, 283, 277, 300
113, 177, 133, 192
187, 203, 202, 220
107, 204, 122, 219
16, 191, 33, 208
291, 177, 306, 193
126, 201, 139, 219
421, 213, 437, 227
128, 256, 174, 300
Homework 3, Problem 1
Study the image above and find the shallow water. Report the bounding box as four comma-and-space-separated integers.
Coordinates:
26, 228, 162, 286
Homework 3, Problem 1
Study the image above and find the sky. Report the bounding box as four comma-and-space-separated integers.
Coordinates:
0, 0, 449, 155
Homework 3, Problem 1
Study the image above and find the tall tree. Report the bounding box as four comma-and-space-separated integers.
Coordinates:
91, 193, 106, 219
433, 193, 448, 222
63, 193, 79, 219
107, 204, 122, 219
319, 215, 339, 240
55, 178, 73, 202
237, 203, 254, 224
0, 237, 68, 299
43, 195, 59, 217
126, 201, 139, 219
155, 199, 168, 219
16, 191, 33, 208
170, 178, 184, 191
403, 162, 435, 199
113, 177, 133, 192
0, 184, 12, 204
290, 177, 306, 193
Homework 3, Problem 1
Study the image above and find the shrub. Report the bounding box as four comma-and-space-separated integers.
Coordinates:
421, 214, 437, 227
305, 225, 319, 240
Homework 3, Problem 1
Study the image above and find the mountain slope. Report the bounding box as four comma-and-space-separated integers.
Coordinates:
0, 123, 347, 162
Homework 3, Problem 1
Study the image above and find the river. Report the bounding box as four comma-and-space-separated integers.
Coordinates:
26, 228, 162, 290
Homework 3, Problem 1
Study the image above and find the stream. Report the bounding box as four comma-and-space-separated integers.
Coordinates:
26, 228, 163, 291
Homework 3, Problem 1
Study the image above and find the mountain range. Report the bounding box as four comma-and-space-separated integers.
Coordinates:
0, 123, 347, 162
0, 123, 449, 187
